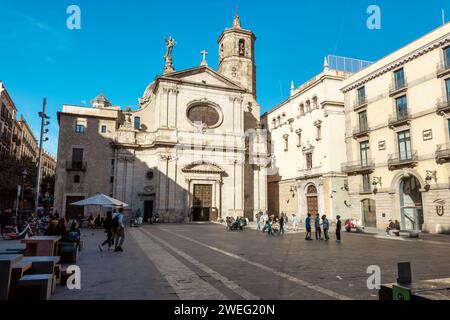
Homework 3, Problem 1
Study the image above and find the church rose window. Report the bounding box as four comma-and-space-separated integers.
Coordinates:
187, 104, 221, 127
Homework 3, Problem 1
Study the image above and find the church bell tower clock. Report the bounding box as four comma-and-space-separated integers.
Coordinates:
218, 13, 257, 98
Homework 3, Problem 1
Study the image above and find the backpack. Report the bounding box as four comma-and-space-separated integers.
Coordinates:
112, 214, 121, 230
68, 230, 79, 242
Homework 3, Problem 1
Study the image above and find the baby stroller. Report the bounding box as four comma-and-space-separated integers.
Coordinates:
271, 222, 280, 235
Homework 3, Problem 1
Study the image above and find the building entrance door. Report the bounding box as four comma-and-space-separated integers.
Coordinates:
306, 185, 318, 215
400, 176, 424, 231
65, 196, 85, 220
362, 199, 377, 227
192, 184, 212, 222
144, 200, 154, 223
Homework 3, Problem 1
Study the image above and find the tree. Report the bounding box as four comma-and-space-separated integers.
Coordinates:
0, 157, 37, 211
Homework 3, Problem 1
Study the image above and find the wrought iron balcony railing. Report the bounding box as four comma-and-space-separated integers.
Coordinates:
436, 143, 450, 165
341, 159, 375, 176
389, 79, 408, 96
388, 112, 411, 128
437, 61, 450, 78
353, 97, 368, 111
436, 97, 450, 115
388, 150, 418, 170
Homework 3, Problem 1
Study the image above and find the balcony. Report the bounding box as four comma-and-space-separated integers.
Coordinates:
436, 98, 450, 116
352, 124, 370, 139
298, 166, 322, 178
388, 151, 418, 170
388, 112, 411, 128
389, 80, 408, 97
436, 143, 450, 164
66, 161, 87, 172
341, 159, 375, 176
437, 61, 450, 78
353, 97, 368, 111
359, 184, 373, 194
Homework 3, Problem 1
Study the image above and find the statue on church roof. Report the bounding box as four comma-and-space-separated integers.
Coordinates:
163, 36, 176, 74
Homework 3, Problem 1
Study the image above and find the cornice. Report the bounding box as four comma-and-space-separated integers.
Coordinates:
342, 35, 450, 93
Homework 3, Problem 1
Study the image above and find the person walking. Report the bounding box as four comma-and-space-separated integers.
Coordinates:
113, 207, 126, 252
99, 211, 114, 251
305, 213, 312, 240
256, 212, 261, 231
322, 215, 329, 241
292, 214, 299, 231
314, 213, 322, 240
280, 215, 285, 235
336, 215, 342, 243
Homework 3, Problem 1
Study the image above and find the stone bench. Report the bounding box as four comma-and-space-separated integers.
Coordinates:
9, 260, 32, 300
17, 274, 53, 300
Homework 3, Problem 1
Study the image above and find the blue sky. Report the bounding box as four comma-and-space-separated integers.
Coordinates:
1, 0, 449, 156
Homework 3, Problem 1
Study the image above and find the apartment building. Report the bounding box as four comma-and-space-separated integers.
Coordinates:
341, 23, 450, 233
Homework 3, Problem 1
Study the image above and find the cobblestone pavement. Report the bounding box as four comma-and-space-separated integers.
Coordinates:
4, 223, 449, 300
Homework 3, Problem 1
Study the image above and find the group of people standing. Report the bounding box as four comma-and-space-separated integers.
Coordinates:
305, 213, 342, 243
255, 211, 343, 242
256, 212, 289, 236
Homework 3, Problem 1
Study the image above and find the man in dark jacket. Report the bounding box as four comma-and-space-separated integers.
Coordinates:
305, 213, 312, 240
336, 215, 342, 243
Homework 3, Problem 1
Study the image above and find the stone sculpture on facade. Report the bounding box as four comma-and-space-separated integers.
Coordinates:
164, 36, 176, 74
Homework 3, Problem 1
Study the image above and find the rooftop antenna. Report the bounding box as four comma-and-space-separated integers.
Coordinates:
442, 9, 446, 25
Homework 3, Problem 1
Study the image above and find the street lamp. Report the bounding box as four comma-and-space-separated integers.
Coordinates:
424, 170, 437, 192
372, 177, 382, 195
19, 169, 28, 217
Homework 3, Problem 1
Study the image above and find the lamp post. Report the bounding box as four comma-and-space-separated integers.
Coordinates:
34, 98, 50, 214
16, 168, 28, 219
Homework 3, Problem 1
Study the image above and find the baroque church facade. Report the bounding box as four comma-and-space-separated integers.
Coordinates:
54, 15, 268, 222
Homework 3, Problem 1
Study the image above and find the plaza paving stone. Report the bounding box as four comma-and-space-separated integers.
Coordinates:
2, 223, 450, 300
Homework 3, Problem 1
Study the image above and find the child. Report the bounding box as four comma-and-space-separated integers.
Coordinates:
336, 215, 342, 243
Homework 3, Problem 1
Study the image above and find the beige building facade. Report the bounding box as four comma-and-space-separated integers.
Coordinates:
0, 81, 16, 159
16, 116, 39, 162
54, 15, 268, 222
341, 23, 450, 234
42, 150, 56, 178
262, 62, 352, 221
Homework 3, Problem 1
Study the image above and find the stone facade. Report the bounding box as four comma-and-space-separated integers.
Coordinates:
54, 15, 268, 222
341, 23, 450, 234
262, 63, 352, 221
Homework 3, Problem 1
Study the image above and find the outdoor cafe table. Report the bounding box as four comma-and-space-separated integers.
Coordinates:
21, 236, 61, 257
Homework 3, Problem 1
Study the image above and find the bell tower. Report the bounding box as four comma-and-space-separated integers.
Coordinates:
218, 13, 257, 97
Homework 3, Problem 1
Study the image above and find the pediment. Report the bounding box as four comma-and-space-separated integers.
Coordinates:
182, 161, 225, 174
160, 66, 244, 91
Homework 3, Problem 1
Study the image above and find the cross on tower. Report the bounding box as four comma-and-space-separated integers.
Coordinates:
200, 50, 209, 66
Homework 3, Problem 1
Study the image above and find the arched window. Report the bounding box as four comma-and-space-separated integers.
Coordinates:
306, 100, 311, 113
312, 96, 319, 109
283, 134, 289, 151
238, 39, 245, 56
299, 104, 305, 116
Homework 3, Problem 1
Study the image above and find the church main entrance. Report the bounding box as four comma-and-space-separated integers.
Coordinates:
192, 184, 212, 222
